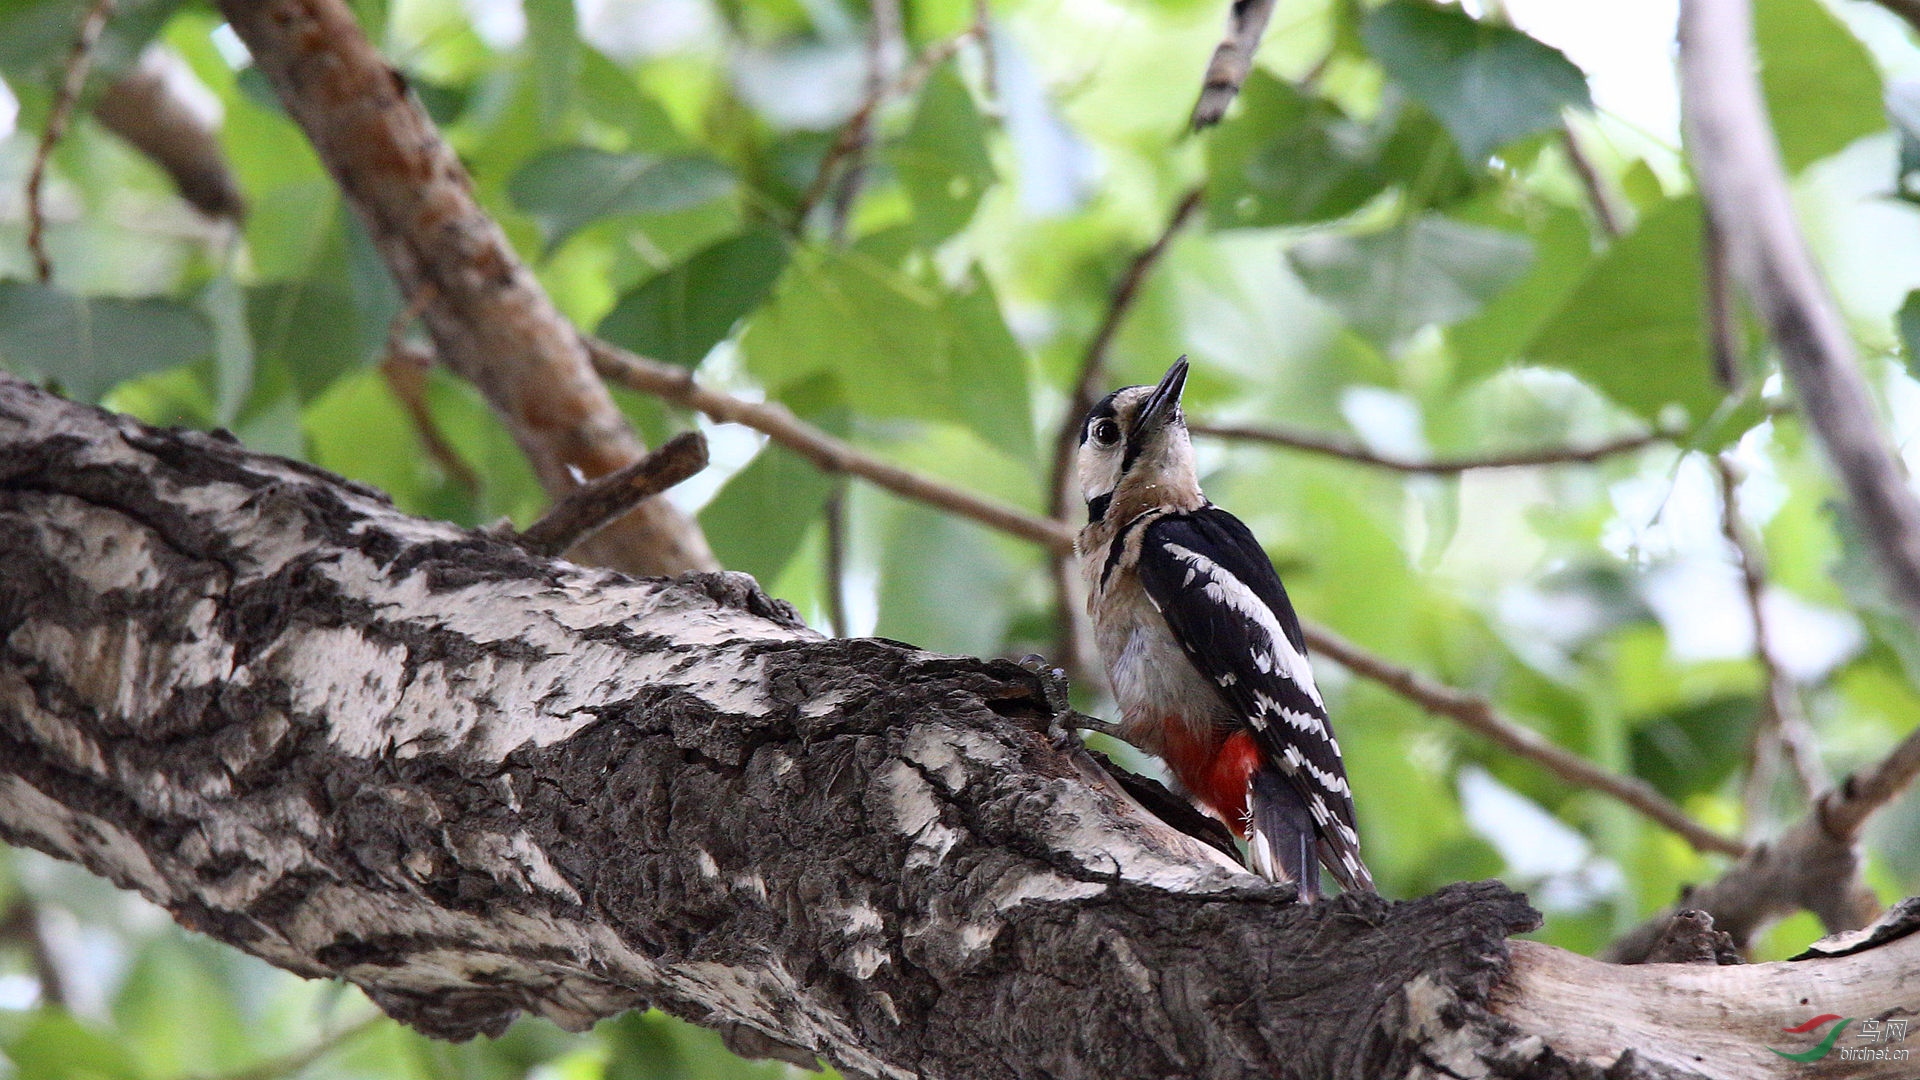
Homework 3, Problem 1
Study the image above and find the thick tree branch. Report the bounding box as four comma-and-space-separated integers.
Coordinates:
6, 377, 1919, 1080
1679, 0, 1920, 625
216, 0, 716, 579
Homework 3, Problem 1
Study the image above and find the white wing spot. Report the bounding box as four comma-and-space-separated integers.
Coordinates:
1159, 542, 1325, 708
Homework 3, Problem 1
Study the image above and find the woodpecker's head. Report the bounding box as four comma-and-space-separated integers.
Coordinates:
1077, 357, 1203, 528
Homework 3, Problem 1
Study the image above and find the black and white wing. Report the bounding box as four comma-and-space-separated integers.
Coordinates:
1135, 506, 1372, 895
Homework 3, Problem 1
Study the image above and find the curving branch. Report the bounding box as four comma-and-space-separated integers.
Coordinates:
25, 0, 116, 284
1190, 0, 1278, 129
216, 0, 716, 579
6, 376, 1920, 1080
1605, 724, 1920, 963
587, 337, 1072, 551
1189, 423, 1670, 474
1305, 624, 1747, 858
1679, 0, 1920, 626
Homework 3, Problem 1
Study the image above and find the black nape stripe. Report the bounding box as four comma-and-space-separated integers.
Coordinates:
1086, 492, 1112, 524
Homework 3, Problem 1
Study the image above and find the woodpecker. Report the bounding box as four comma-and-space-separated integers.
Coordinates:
1075, 357, 1372, 900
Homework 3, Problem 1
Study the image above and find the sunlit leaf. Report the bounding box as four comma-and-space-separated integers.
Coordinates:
1526, 196, 1724, 423
599, 227, 789, 367
508, 148, 736, 251
889, 63, 995, 242
1362, 0, 1591, 164
526, 0, 579, 124
1287, 215, 1533, 348
1755, 0, 1882, 173
1206, 71, 1392, 228
700, 443, 837, 585
0, 281, 212, 402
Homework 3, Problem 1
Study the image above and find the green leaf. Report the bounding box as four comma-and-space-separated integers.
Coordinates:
1755, 0, 1882, 173
508, 148, 736, 251
525, 0, 579, 124
740, 249, 947, 414
1899, 290, 1920, 379
1362, 0, 1592, 164
1449, 205, 1593, 380
3, 1010, 148, 1080
598, 227, 789, 367
199, 274, 254, 425
0, 281, 212, 402
944, 266, 1035, 458
1205, 71, 1393, 228
1287, 215, 1533, 349
889, 63, 995, 242
1629, 695, 1759, 801
1526, 196, 1724, 423
875, 503, 1018, 657
700, 443, 837, 584
247, 277, 369, 403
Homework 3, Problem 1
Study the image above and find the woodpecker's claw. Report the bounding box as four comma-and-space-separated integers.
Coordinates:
1016, 654, 1123, 750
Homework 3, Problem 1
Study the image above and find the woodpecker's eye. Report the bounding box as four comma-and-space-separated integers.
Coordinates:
1091, 419, 1121, 446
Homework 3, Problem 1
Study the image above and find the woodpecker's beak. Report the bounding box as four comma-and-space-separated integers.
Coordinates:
1137, 356, 1188, 434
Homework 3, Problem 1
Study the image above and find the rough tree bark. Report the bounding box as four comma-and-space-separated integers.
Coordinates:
214, 0, 716, 578
2, 375, 1918, 1080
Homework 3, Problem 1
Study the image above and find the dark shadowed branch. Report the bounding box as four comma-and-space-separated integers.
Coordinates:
513, 432, 709, 558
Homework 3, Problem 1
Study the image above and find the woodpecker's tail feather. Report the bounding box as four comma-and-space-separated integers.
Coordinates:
1247, 768, 1321, 902
1248, 767, 1375, 900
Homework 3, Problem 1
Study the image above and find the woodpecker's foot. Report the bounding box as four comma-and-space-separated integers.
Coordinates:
1016, 654, 1103, 748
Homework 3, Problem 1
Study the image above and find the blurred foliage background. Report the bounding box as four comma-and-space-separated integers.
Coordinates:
4, 0, 1920, 1075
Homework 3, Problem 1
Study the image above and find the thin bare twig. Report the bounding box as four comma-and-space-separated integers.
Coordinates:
380, 344, 482, 500
796, 17, 985, 228
1560, 125, 1625, 239
0, 899, 70, 1008
1714, 455, 1824, 830
1680, 0, 1920, 625
587, 337, 1072, 551
514, 431, 709, 558
826, 0, 903, 244
1306, 622, 1748, 858
25, 0, 116, 283
1046, 187, 1206, 522
1190, 0, 1278, 129
1189, 423, 1670, 474
589, 340, 1737, 858
824, 482, 851, 637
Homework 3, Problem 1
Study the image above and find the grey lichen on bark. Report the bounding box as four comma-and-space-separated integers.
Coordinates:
5, 375, 1919, 1080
